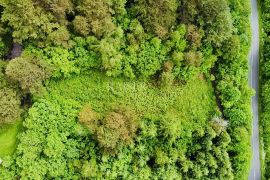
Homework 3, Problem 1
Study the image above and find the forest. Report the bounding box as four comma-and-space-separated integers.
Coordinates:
0, 0, 253, 179
261, 0, 270, 178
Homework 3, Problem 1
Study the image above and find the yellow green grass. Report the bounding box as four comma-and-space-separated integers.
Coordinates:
0, 120, 22, 158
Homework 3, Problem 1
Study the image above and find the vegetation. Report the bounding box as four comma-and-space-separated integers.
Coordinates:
0, 0, 253, 179
0, 120, 22, 158
5, 55, 52, 94
260, 0, 270, 178
0, 88, 21, 124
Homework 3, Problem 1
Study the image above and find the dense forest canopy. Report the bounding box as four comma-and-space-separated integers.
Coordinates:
0, 0, 252, 179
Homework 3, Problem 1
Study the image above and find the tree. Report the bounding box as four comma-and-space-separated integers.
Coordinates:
73, 16, 89, 36
74, 0, 116, 37
5, 56, 52, 94
35, 0, 74, 25
0, 22, 11, 58
1, 0, 71, 46
78, 105, 138, 153
96, 108, 138, 152
46, 26, 70, 47
184, 51, 202, 67
130, 0, 179, 38
199, 0, 233, 46
1, 0, 53, 42
186, 24, 203, 50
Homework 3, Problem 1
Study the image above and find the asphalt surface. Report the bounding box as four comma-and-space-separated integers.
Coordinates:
248, 0, 261, 179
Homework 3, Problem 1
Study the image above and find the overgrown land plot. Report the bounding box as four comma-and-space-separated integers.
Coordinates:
0, 0, 252, 179
260, 0, 270, 178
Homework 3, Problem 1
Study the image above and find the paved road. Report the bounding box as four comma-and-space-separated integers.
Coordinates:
248, 0, 261, 179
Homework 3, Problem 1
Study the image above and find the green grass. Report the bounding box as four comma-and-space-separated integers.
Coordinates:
47, 71, 218, 131
0, 120, 22, 158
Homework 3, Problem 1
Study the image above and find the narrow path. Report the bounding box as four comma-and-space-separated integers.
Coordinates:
248, 0, 261, 179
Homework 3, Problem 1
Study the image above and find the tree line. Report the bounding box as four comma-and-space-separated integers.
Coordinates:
260, 0, 270, 178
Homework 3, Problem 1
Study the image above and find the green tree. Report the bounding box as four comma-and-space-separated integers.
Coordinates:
199, 0, 233, 46
1, 0, 53, 42
1, 0, 71, 46
96, 108, 138, 152
74, 0, 116, 37
5, 56, 52, 94
130, 0, 179, 38
73, 16, 89, 36
35, 0, 74, 25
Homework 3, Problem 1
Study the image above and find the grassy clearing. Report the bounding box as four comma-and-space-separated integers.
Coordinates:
47, 71, 218, 130
0, 120, 22, 158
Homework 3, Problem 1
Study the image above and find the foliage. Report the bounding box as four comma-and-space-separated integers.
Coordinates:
213, 0, 252, 178
199, 0, 233, 46
35, 0, 73, 25
0, 60, 8, 89
0, 120, 22, 157
0, 23, 11, 58
0, 0, 72, 47
261, 0, 270, 177
78, 105, 99, 132
0, 88, 21, 124
1, 72, 231, 179
74, 0, 116, 37
130, 0, 179, 38
25, 46, 81, 78
0, 0, 253, 179
96, 108, 138, 153
5, 56, 52, 94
